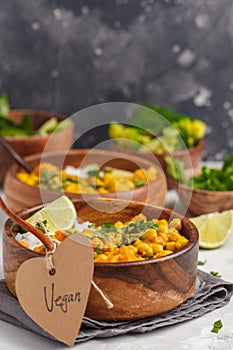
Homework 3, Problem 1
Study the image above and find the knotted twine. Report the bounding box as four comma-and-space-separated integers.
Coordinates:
44, 234, 114, 309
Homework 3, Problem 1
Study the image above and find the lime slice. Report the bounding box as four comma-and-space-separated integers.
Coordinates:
111, 169, 134, 179
55, 118, 72, 131
38, 117, 58, 135
190, 210, 233, 249
27, 195, 77, 233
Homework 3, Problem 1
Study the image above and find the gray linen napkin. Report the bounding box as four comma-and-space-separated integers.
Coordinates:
0, 269, 232, 344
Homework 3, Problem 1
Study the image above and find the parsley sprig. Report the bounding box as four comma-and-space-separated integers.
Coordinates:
211, 320, 223, 333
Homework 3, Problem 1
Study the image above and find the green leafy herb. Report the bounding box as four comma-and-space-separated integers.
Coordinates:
165, 156, 188, 184
198, 260, 207, 266
95, 245, 103, 255
0, 93, 10, 117
211, 320, 223, 333
87, 169, 99, 177
111, 104, 207, 150
166, 154, 233, 192
210, 271, 222, 278
34, 220, 48, 234
103, 167, 113, 173
88, 223, 96, 229
18, 114, 34, 135
101, 222, 115, 228
135, 179, 146, 188
0, 92, 70, 137
62, 177, 79, 184
124, 220, 158, 234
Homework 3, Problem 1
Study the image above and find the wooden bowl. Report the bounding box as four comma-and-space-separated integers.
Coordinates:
110, 139, 204, 189
172, 179, 233, 216
3, 198, 199, 321
0, 109, 74, 185
4, 148, 167, 212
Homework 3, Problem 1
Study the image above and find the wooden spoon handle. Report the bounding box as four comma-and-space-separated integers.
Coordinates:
0, 135, 32, 173
0, 197, 53, 251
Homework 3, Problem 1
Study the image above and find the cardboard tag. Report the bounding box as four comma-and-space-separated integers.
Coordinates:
15, 234, 94, 347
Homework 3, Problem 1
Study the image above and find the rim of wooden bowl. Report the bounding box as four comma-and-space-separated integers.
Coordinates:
4, 198, 199, 267
6, 148, 167, 198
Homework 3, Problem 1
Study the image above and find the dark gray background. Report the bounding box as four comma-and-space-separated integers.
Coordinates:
0, 0, 233, 160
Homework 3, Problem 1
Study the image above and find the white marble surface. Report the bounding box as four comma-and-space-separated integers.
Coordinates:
0, 189, 233, 350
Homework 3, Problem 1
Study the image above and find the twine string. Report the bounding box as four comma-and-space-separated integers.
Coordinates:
91, 281, 113, 309
44, 235, 114, 309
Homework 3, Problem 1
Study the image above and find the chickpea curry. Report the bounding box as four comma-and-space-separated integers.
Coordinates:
16, 163, 158, 194
16, 214, 189, 263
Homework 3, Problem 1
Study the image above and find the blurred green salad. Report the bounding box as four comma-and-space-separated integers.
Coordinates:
109, 105, 206, 154
166, 155, 233, 191
0, 93, 71, 137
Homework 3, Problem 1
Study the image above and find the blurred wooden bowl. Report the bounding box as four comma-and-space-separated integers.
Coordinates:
110, 139, 204, 189
4, 148, 167, 212
0, 109, 74, 185
172, 180, 233, 216
3, 198, 199, 321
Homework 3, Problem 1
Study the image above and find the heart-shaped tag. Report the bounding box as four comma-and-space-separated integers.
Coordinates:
15, 234, 94, 347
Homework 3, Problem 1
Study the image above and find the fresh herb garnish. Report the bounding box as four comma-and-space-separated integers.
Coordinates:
198, 260, 207, 266
103, 167, 113, 173
35, 220, 48, 234
101, 222, 117, 230
210, 271, 222, 278
0, 92, 68, 137
211, 319, 223, 333
124, 220, 158, 234
0, 93, 10, 117
166, 154, 233, 191
135, 179, 146, 188
95, 245, 103, 255
88, 223, 96, 229
87, 169, 99, 177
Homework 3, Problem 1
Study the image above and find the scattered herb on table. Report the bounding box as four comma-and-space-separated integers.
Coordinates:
210, 271, 222, 278
198, 260, 207, 266
211, 319, 223, 333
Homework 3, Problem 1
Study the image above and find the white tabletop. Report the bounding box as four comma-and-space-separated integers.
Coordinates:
0, 189, 233, 350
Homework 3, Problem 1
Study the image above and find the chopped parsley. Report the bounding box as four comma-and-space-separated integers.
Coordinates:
198, 260, 207, 266
210, 271, 222, 278
135, 179, 146, 188
211, 320, 223, 333
124, 220, 158, 234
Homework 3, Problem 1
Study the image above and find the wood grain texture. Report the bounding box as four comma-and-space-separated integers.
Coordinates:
0, 109, 74, 185
3, 198, 199, 321
172, 180, 233, 216
4, 148, 167, 212
110, 139, 204, 189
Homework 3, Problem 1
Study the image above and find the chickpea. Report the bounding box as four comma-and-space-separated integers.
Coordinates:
176, 236, 189, 250
158, 224, 168, 234
137, 242, 153, 258
143, 229, 158, 243
165, 241, 177, 252
168, 231, 181, 242
151, 243, 163, 254
94, 254, 109, 262
169, 218, 182, 231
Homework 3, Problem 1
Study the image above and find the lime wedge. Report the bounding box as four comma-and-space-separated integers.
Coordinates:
27, 195, 77, 233
111, 169, 134, 179
190, 210, 233, 249
38, 117, 58, 135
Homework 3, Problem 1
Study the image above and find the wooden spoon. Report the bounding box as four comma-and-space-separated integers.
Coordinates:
0, 196, 53, 251
0, 135, 32, 173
